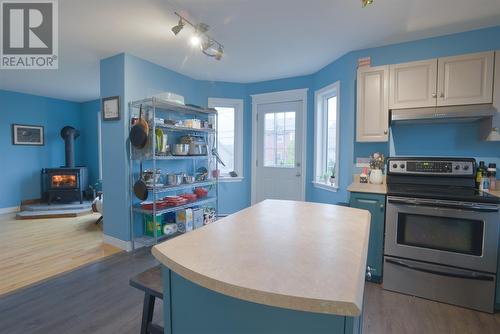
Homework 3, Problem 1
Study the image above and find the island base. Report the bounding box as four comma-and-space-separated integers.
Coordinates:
162, 267, 362, 334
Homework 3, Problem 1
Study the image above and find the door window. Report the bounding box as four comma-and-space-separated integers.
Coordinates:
263, 111, 296, 168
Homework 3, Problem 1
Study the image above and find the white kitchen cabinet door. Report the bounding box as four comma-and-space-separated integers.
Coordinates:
357, 65, 389, 142
389, 59, 438, 109
437, 51, 494, 106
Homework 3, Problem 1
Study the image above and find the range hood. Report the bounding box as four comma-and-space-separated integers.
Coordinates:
390, 104, 497, 124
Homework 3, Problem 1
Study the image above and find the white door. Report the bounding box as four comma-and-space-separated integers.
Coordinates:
389, 59, 438, 109
255, 101, 303, 203
356, 65, 389, 142
437, 51, 494, 106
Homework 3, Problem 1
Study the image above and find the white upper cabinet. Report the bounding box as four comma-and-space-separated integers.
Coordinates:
437, 51, 494, 106
389, 59, 438, 109
356, 65, 389, 142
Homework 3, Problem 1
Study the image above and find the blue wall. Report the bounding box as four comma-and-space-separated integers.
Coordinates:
80, 99, 101, 186
100, 25, 500, 243
308, 25, 500, 204
0, 90, 83, 208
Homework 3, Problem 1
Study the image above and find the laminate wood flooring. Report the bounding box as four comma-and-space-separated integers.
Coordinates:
0, 247, 499, 333
0, 213, 121, 296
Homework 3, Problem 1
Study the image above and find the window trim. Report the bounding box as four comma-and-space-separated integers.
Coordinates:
314, 81, 340, 192
208, 98, 244, 181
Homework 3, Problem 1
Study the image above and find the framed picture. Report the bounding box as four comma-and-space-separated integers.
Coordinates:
12, 124, 44, 146
102, 96, 120, 121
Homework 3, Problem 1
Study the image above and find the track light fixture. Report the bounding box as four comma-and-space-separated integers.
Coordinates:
171, 12, 224, 61
361, 0, 374, 7
171, 18, 184, 35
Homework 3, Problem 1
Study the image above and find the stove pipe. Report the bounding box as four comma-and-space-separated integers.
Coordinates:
60, 126, 80, 168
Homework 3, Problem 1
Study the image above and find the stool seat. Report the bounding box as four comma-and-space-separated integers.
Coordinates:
130, 265, 164, 334
130, 265, 163, 299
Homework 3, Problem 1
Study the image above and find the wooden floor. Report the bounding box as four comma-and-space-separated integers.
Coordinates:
0, 212, 121, 296
0, 248, 499, 333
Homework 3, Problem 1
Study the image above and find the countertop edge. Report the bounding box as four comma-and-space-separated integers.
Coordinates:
152, 246, 363, 317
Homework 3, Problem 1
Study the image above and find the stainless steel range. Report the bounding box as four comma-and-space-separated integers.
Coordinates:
384, 157, 500, 313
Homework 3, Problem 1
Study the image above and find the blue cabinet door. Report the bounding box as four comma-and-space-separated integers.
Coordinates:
349, 192, 386, 282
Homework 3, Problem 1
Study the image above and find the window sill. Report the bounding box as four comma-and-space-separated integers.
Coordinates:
219, 176, 245, 183
312, 181, 339, 192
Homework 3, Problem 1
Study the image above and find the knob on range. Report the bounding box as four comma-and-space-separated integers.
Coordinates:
392, 163, 398, 169
463, 165, 469, 170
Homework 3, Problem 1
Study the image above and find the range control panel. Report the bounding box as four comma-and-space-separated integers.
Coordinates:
388, 159, 475, 176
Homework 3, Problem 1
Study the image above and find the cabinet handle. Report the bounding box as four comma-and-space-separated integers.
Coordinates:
440, 92, 445, 98
380, 204, 384, 210
366, 266, 373, 281
432, 93, 437, 98
383, 130, 388, 135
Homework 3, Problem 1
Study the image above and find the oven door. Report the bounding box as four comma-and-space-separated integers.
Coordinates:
385, 196, 500, 273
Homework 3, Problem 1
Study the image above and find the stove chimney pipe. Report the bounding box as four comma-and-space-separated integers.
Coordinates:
60, 126, 80, 168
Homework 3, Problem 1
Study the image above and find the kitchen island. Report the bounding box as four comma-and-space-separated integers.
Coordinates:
152, 200, 371, 334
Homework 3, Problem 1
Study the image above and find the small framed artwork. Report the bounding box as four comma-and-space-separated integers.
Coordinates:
102, 96, 120, 121
12, 124, 44, 146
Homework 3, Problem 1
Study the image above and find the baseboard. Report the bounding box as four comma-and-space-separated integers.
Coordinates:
0, 206, 20, 214
103, 234, 132, 252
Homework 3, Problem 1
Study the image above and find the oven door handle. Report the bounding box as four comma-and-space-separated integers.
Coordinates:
387, 197, 499, 212
385, 258, 494, 281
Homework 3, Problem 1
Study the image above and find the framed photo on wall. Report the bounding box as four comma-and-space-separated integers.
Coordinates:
102, 96, 120, 121
12, 124, 44, 146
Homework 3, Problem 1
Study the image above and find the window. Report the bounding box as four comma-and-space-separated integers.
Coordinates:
263, 111, 295, 168
208, 98, 244, 181
314, 81, 340, 191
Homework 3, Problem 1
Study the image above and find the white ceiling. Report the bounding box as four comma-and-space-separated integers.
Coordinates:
1, 0, 500, 102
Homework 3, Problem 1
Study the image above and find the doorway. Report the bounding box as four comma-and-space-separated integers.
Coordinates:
251, 89, 307, 204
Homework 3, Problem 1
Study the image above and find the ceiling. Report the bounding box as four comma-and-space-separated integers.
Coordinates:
1, 0, 500, 102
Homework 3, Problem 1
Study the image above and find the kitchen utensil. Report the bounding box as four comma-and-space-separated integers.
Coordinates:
166, 173, 184, 186
183, 175, 195, 184
133, 162, 148, 200
130, 105, 149, 149
180, 135, 208, 155
155, 128, 168, 154
211, 148, 226, 166
184, 119, 201, 129
143, 169, 161, 184
172, 144, 190, 156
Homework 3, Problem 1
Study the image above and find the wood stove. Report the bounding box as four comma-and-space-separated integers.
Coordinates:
42, 126, 88, 204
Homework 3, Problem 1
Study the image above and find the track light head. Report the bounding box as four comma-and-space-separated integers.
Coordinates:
361, 0, 374, 7
201, 39, 213, 52
171, 19, 184, 35
215, 45, 223, 61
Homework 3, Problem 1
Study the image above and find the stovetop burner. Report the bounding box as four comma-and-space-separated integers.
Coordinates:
386, 157, 500, 204
387, 184, 500, 204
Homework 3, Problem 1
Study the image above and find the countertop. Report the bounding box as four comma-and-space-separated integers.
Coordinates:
347, 174, 387, 195
152, 199, 371, 317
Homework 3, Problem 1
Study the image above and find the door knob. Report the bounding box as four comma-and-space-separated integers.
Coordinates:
383, 130, 388, 135
432, 93, 437, 98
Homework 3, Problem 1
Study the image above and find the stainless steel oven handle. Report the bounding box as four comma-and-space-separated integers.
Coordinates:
387, 196, 499, 212
385, 258, 494, 281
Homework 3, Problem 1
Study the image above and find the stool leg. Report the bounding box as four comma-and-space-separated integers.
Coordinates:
140, 293, 156, 334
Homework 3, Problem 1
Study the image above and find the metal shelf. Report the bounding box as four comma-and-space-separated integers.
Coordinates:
134, 197, 217, 216
154, 123, 215, 134
147, 180, 216, 193
129, 96, 218, 250
130, 97, 217, 116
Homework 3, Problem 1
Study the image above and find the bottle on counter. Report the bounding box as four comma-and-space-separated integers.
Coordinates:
476, 161, 486, 189
488, 163, 497, 191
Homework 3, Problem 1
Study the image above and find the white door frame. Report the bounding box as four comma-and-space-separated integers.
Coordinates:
251, 88, 308, 204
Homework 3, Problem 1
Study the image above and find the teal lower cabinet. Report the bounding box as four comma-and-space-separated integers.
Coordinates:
349, 192, 386, 283
162, 268, 362, 334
